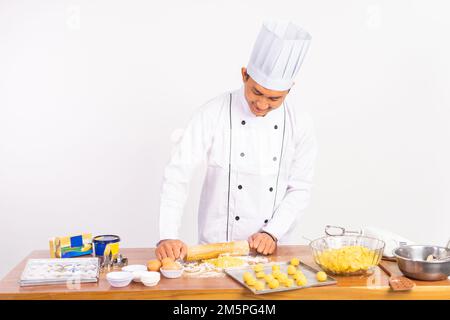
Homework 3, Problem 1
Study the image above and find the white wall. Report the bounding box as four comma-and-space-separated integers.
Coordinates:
1, 0, 449, 279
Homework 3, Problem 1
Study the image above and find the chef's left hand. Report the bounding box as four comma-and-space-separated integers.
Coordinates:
248, 232, 277, 255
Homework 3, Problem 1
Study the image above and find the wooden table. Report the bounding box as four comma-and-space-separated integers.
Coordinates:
1, 246, 449, 300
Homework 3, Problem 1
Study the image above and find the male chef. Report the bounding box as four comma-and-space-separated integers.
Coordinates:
156, 21, 317, 260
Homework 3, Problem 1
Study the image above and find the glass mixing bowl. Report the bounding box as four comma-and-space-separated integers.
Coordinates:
310, 235, 385, 276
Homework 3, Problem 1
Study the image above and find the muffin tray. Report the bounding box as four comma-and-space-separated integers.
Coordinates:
225, 261, 337, 294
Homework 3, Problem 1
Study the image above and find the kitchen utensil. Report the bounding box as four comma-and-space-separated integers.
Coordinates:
160, 267, 183, 279
106, 271, 133, 287
378, 261, 415, 291
186, 240, 250, 261
310, 235, 385, 276
140, 271, 161, 286
100, 251, 113, 271
113, 254, 128, 268
325, 225, 362, 236
225, 261, 337, 295
393, 245, 450, 281
122, 265, 147, 282
324, 225, 414, 259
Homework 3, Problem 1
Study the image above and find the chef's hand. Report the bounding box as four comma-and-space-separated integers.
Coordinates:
248, 232, 277, 255
156, 239, 188, 260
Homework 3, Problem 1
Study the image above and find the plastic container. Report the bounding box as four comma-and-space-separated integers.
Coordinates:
93, 235, 120, 257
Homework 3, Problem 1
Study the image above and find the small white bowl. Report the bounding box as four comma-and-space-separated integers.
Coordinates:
160, 267, 183, 279
140, 271, 161, 287
122, 265, 148, 282
132, 270, 149, 282
106, 271, 133, 288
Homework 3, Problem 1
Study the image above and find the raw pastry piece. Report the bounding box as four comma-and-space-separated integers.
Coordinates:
290, 258, 300, 266
264, 274, 275, 283
246, 277, 257, 286
287, 265, 297, 275
268, 279, 280, 289
283, 278, 294, 287
316, 271, 327, 282
254, 280, 265, 291
253, 263, 264, 272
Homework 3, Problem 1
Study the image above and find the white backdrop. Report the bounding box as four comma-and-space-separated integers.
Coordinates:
1, 0, 449, 279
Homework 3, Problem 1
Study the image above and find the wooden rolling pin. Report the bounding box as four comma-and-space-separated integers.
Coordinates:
185, 240, 250, 261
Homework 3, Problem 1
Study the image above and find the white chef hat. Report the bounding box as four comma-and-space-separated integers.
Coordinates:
247, 21, 312, 91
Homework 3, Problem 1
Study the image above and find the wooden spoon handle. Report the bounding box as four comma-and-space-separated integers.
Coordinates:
378, 262, 392, 277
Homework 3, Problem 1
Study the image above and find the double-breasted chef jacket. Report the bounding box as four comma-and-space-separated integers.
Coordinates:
159, 85, 317, 244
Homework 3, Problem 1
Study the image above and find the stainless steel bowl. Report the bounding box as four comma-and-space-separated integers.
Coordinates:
393, 245, 450, 281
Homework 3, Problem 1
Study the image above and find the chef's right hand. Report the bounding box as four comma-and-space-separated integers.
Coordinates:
155, 239, 188, 260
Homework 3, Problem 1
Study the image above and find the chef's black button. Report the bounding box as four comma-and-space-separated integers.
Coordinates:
269, 187, 273, 192
240, 152, 245, 157
235, 216, 240, 221
273, 156, 277, 161
238, 185, 242, 190
274, 125, 278, 129
241, 120, 246, 125
264, 219, 269, 223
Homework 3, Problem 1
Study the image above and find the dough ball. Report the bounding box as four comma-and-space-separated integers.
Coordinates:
254, 281, 265, 291
296, 275, 308, 286
316, 271, 327, 282
272, 264, 280, 272
246, 277, 257, 286
283, 278, 294, 287
290, 258, 300, 266
292, 271, 304, 281
253, 264, 264, 272
255, 271, 265, 279
147, 259, 162, 272
278, 273, 288, 282
243, 272, 253, 282
268, 279, 280, 289
272, 270, 282, 279
264, 274, 275, 283
287, 265, 297, 275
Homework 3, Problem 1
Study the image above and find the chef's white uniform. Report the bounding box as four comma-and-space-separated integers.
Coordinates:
159, 85, 317, 244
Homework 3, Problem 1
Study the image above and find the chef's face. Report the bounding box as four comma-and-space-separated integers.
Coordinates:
241, 67, 290, 117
